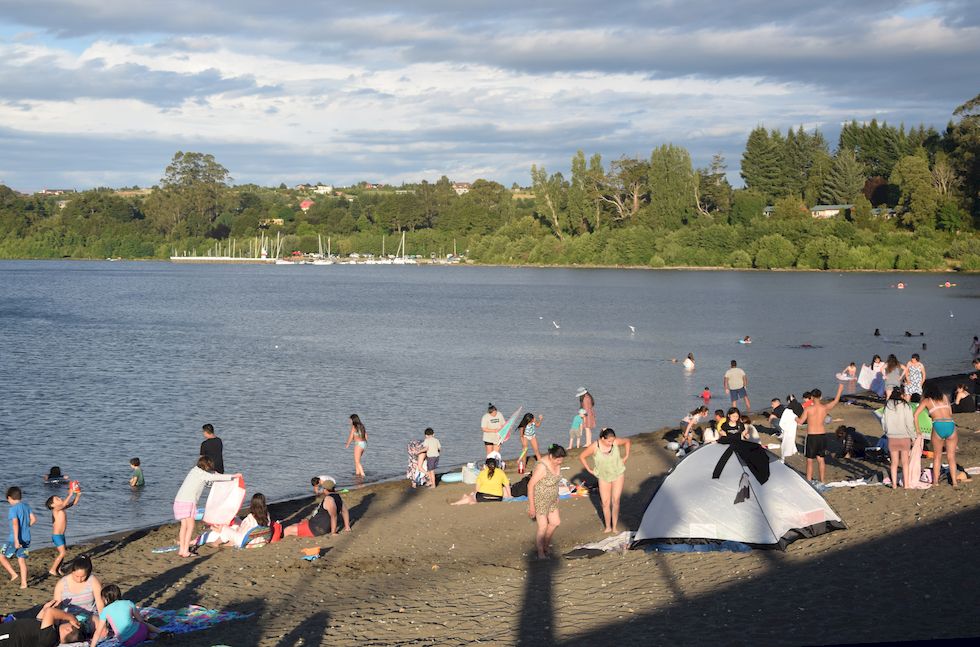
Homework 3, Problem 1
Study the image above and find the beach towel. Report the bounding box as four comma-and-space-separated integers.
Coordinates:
823, 477, 883, 488
779, 408, 798, 460
905, 436, 931, 489
61, 605, 252, 647
857, 364, 875, 390
203, 476, 246, 526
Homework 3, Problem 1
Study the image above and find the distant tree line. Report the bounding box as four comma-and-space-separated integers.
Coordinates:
1, 93, 979, 270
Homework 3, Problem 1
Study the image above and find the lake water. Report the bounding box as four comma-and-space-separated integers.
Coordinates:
1, 261, 977, 545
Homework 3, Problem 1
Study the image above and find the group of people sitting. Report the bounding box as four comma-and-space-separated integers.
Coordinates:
1, 555, 164, 647
678, 406, 761, 454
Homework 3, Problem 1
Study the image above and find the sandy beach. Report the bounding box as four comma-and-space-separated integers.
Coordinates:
2, 402, 980, 646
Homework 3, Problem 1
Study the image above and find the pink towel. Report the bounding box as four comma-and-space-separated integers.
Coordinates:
905, 436, 931, 489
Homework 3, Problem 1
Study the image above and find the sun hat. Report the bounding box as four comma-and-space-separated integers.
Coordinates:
575, 387, 588, 397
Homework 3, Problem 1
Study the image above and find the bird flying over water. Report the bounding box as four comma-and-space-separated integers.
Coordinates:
628, 325, 636, 334
552, 321, 560, 329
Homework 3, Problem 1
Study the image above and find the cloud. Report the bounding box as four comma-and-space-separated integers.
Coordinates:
0, 1, 977, 191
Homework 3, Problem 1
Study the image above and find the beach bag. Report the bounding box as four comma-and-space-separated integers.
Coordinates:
510, 475, 531, 498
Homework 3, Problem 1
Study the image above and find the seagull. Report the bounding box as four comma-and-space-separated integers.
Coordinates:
628, 325, 636, 334
950, 311, 954, 318
552, 321, 560, 329
539, 316, 543, 320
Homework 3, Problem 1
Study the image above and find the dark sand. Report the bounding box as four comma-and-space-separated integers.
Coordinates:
2, 404, 979, 646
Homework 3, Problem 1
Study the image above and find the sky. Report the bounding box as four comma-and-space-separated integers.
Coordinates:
1, 0, 978, 192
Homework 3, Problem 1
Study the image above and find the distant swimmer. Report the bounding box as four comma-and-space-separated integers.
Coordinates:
874, 328, 881, 337
682, 353, 695, 370
739, 336, 752, 344
897, 282, 905, 289
905, 331, 913, 337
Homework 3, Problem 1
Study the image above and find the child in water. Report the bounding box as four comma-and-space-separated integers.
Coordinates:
45, 485, 81, 576
128, 458, 144, 488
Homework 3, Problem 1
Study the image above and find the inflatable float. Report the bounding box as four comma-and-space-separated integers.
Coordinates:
440, 471, 463, 483
835, 372, 857, 381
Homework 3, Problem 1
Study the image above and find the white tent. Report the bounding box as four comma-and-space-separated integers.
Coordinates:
632, 441, 845, 550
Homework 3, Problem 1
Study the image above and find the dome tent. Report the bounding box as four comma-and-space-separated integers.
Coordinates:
631, 437, 845, 551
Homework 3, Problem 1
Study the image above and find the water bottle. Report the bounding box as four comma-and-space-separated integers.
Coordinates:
517, 459, 525, 475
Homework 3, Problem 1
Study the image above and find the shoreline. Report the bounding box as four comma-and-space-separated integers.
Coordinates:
27, 371, 980, 552
0, 256, 974, 273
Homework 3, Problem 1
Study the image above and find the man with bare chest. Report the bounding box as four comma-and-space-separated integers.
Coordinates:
796, 383, 844, 483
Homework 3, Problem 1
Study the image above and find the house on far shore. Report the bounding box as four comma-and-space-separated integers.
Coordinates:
294, 183, 312, 191
37, 188, 76, 196
452, 182, 471, 196
313, 184, 333, 194
809, 204, 853, 219
258, 218, 284, 228
299, 200, 315, 212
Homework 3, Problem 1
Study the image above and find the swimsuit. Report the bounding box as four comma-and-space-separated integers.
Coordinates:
906, 364, 924, 395
523, 422, 537, 439
928, 399, 955, 440
52, 534, 66, 547
592, 442, 626, 482
533, 467, 560, 516
932, 420, 955, 440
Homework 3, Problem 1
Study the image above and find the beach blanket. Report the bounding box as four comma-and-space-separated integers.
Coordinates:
779, 408, 798, 460
824, 477, 884, 488
637, 541, 751, 553
62, 605, 252, 647
564, 531, 635, 560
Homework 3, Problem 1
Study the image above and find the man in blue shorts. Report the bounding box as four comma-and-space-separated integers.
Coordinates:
724, 360, 750, 412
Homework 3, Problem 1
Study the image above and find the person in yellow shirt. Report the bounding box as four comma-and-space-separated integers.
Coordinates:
450, 458, 511, 505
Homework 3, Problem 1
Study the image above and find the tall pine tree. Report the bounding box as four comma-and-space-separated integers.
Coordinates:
820, 150, 866, 204
741, 127, 784, 203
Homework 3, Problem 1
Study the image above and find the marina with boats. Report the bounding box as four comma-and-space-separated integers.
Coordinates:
169, 232, 463, 265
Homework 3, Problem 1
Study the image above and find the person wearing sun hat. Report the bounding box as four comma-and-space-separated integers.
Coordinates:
576, 387, 596, 445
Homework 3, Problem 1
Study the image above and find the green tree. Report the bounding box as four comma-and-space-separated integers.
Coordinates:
145, 151, 232, 237
949, 92, 980, 222
850, 195, 874, 228
820, 149, 866, 205
730, 189, 765, 226
741, 127, 785, 202
596, 156, 649, 224
752, 233, 796, 268
647, 144, 698, 229
530, 165, 567, 240
771, 195, 809, 221
696, 153, 733, 217
890, 154, 939, 230
936, 198, 967, 231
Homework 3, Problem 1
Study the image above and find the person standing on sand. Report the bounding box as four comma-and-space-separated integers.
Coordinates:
345, 414, 367, 478
576, 387, 596, 446
579, 428, 631, 533
200, 424, 224, 474
480, 403, 505, 455
796, 384, 844, 484
902, 353, 926, 402
882, 388, 916, 489
173, 457, 241, 558
883, 354, 904, 400
914, 381, 959, 488
528, 445, 566, 559
723, 360, 750, 411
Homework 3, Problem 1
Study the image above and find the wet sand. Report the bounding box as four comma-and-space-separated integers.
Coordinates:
2, 404, 980, 646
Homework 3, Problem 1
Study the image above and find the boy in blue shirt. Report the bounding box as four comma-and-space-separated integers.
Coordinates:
1, 485, 37, 589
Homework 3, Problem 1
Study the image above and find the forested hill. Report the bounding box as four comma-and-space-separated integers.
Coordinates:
2, 94, 979, 270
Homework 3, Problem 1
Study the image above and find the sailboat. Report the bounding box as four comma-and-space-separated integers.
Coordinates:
313, 235, 333, 265
392, 231, 416, 265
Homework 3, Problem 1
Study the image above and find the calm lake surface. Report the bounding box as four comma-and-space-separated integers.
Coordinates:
1, 261, 977, 544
